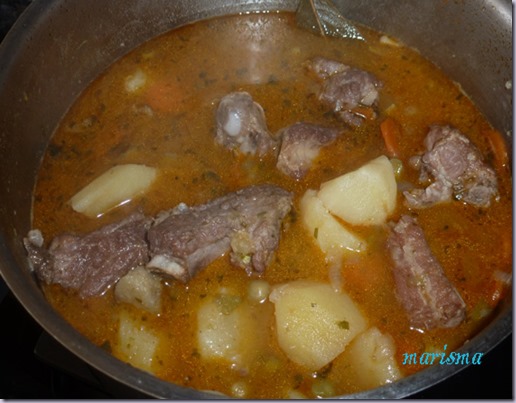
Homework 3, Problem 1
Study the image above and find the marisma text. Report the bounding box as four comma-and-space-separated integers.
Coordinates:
402, 345, 483, 366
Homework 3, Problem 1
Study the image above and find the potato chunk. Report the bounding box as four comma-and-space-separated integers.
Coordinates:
269, 281, 367, 370
115, 266, 162, 314
340, 327, 401, 389
317, 155, 396, 225
125, 69, 147, 93
115, 310, 159, 373
300, 189, 366, 261
197, 290, 269, 369
70, 164, 157, 218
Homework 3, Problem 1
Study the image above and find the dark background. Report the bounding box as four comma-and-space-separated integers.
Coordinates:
0, 0, 512, 399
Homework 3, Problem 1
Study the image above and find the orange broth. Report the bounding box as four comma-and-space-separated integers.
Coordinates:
32, 12, 512, 399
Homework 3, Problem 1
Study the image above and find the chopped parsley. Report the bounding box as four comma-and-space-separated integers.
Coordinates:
336, 320, 349, 330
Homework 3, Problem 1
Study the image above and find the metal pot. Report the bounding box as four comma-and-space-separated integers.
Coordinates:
0, 0, 511, 398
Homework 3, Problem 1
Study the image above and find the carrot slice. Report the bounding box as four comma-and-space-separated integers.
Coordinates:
144, 79, 183, 113
380, 117, 401, 157
484, 128, 509, 171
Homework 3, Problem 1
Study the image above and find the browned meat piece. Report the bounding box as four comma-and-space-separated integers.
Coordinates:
404, 125, 498, 208
215, 91, 276, 156
276, 122, 341, 179
23, 211, 151, 298
307, 57, 382, 127
147, 184, 293, 282
386, 215, 466, 330
307, 57, 349, 79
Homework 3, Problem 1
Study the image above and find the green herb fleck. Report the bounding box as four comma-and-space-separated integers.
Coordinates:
215, 294, 242, 315
191, 348, 200, 358
202, 170, 220, 182
336, 320, 349, 330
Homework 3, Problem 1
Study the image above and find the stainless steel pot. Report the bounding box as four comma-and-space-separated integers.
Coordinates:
0, 0, 511, 398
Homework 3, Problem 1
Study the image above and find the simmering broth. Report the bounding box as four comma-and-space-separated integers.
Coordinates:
29, 12, 511, 399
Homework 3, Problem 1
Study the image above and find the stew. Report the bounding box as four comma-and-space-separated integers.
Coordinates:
27, 12, 512, 399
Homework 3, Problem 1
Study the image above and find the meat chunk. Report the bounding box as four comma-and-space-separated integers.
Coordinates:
276, 122, 341, 179
404, 125, 498, 208
386, 215, 466, 330
215, 91, 276, 156
147, 184, 293, 282
23, 211, 151, 298
308, 57, 349, 80
307, 57, 383, 127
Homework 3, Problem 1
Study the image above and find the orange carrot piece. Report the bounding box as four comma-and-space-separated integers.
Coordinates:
484, 128, 509, 171
380, 117, 401, 157
144, 79, 183, 113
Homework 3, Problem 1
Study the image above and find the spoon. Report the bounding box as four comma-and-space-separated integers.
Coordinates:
296, 0, 364, 40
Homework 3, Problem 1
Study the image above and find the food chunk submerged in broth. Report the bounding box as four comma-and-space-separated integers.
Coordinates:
147, 184, 293, 281
27, 12, 511, 399
306, 56, 383, 126
387, 215, 467, 330
215, 91, 276, 156
25, 211, 151, 298
276, 122, 342, 179
404, 125, 499, 208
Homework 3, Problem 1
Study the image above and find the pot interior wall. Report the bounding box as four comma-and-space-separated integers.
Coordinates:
0, 0, 511, 398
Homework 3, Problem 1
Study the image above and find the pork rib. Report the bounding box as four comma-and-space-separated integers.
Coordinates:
386, 215, 466, 330
306, 57, 382, 127
215, 91, 276, 156
24, 211, 151, 298
276, 122, 341, 179
147, 184, 293, 282
404, 125, 498, 208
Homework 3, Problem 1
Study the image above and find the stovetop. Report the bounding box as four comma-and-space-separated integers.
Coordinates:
0, 1, 512, 399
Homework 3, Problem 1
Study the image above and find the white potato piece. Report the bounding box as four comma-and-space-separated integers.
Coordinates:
116, 310, 159, 373
269, 281, 367, 370
70, 164, 157, 218
125, 69, 147, 93
342, 327, 401, 389
287, 390, 308, 399
317, 155, 397, 225
300, 189, 366, 261
197, 291, 268, 369
115, 266, 162, 314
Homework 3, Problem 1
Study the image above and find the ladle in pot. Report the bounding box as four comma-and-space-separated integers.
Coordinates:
296, 0, 364, 40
